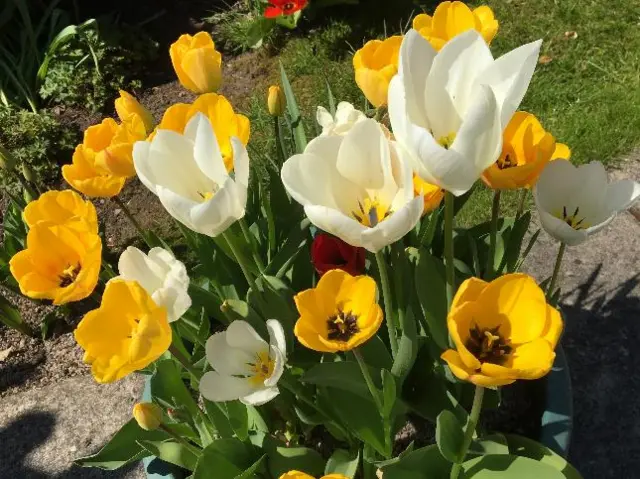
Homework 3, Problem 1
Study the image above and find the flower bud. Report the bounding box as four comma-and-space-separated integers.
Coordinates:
268, 86, 286, 117
0, 145, 16, 171
22, 163, 35, 183
133, 402, 163, 431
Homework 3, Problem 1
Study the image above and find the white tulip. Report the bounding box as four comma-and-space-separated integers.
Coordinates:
200, 320, 286, 406
117, 246, 191, 323
133, 113, 249, 237
534, 160, 640, 246
388, 29, 542, 196
281, 118, 423, 253
316, 101, 367, 136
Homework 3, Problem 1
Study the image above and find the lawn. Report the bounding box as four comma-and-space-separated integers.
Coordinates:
225, 0, 640, 224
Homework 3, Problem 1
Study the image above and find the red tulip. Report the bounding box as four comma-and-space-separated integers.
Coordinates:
311, 233, 366, 277
264, 0, 308, 18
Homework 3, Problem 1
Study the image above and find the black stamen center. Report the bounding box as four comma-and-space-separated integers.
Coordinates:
561, 205, 587, 230
327, 309, 360, 341
465, 323, 512, 366
497, 154, 516, 170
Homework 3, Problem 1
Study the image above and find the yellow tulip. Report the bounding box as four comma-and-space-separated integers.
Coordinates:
74, 279, 172, 383
441, 274, 563, 387
353, 36, 403, 107
62, 117, 147, 197
154, 93, 250, 172
294, 269, 383, 352
280, 472, 349, 479
413, 174, 444, 215
170, 32, 222, 94
268, 85, 286, 117
482, 112, 571, 190
9, 221, 101, 305
115, 90, 155, 134
413, 2, 498, 51
23, 190, 98, 233
133, 402, 163, 431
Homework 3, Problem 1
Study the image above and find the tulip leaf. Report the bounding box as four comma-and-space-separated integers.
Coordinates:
137, 440, 198, 472
193, 438, 258, 479
236, 453, 267, 479
279, 61, 307, 153
325, 448, 360, 477
264, 218, 310, 278
469, 433, 509, 457
325, 79, 336, 116
260, 438, 325, 478
381, 369, 397, 419
461, 454, 565, 478
224, 400, 249, 441
0, 293, 34, 337
379, 444, 450, 479
500, 212, 532, 274
414, 249, 449, 351
302, 360, 375, 399
245, 17, 275, 49
352, 334, 393, 370
503, 434, 583, 479
436, 409, 465, 463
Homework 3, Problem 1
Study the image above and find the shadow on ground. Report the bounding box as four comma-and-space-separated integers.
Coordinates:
562, 270, 640, 478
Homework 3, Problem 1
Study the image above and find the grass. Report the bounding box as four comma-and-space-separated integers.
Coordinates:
228, 0, 640, 225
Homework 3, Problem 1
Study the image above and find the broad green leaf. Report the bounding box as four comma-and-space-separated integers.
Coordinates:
381, 369, 396, 419
280, 61, 307, 152
414, 249, 449, 350
245, 17, 275, 48
220, 299, 266, 337
267, 445, 325, 478
138, 440, 198, 471
302, 360, 373, 399
0, 294, 33, 336
469, 433, 509, 457
225, 401, 249, 441
381, 444, 450, 479
193, 438, 257, 479
203, 400, 234, 439
436, 410, 464, 463
325, 449, 360, 477
353, 334, 393, 370
504, 434, 583, 479
236, 453, 267, 478
501, 212, 531, 273
461, 454, 565, 478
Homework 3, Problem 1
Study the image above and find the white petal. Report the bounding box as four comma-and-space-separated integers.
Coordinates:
303, 204, 367, 249
156, 186, 200, 232
187, 113, 228, 186
188, 178, 244, 237
264, 346, 284, 388
538, 209, 588, 246
360, 195, 424, 252
337, 119, 390, 190
479, 39, 542, 128
231, 137, 250, 191
533, 160, 580, 215
132, 141, 155, 193
200, 371, 255, 402
451, 84, 503, 172
240, 386, 280, 406
205, 332, 254, 376
152, 283, 191, 323
398, 30, 435, 130
147, 247, 178, 276
606, 178, 640, 214
118, 246, 164, 292
226, 320, 268, 354
267, 319, 287, 358
388, 75, 410, 142
316, 106, 334, 129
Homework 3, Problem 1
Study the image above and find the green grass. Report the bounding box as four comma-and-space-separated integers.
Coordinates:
234, 0, 640, 225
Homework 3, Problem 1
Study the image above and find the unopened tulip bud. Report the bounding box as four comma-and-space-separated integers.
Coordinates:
133, 402, 163, 431
0, 145, 16, 171
22, 163, 35, 183
268, 86, 285, 117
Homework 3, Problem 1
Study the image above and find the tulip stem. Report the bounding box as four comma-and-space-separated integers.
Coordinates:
375, 251, 398, 358
274, 117, 287, 165
450, 386, 485, 479
516, 189, 529, 219
239, 218, 265, 273
169, 344, 201, 381
159, 424, 201, 456
444, 191, 456, 309
485, 190, 502, 280
112, 196, 152, 248
222, 230, 259, 293
548, 242, 566, 298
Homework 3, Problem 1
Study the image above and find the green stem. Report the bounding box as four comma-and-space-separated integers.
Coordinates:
239, 218, 265, 273
444, 192, 456, 309
222, 230, 259, 293
353, 349, 383, 412
419, 209, 440, 247
375, 251, 398, 358
274, 116, 287, 165
169, 344, 201, 381
516, 189, 528, 219
547, 242, 566, 297
485, 190, 501, 280
449, 386, 485, 479
112, 196, 152, 247
160, 424, 201, 456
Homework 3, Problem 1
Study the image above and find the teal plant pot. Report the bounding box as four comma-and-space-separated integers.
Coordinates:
540, 345, 573, 457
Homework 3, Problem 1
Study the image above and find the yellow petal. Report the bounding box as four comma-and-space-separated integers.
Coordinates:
84, 118, 118, 151
447, 302, 482, 371
442, 349, 514, 387
452, 276, 488, 309
552, 142, 571, 160
154, 103, 192, 135
413, 13, 433, 31
115, 90, 154, 133
506, 339, 556, 379
540, 305, 563, 349
355, 69, 390, 108
170, 32, 222, 94
473, 5, 499, 44
23, 190, 98, 233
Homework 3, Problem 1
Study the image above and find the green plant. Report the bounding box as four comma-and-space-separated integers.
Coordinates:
39, 23, 158, 113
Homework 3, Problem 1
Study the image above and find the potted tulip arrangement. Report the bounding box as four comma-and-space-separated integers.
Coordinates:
6, 2, 639, 478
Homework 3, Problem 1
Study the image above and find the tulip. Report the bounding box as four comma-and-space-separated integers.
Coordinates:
316, 102, 367, 136
200, 320, 286, 405
62, 117, 147, 197
117, 246, 191, 323
154, 93, 250, 172
170, 32, 222, 94
133, 402, 163, 431
267, 85, 286, 116
482, 112, 570, 190
413, 2, 498, 51
353, 36, 403, 108
75, 279, 171, 383
533, 160, 640, 246
264, 0, 308, 18
294, 269, 383, 353
23, 190, 98, 233
115, 90, 155, 134
413, 174, 444, 215
281, 119, 424, 253
10, 222, 101, 305
311, 233, 366, 277
388, 30, 541, 196
280, 472, 348, 479
134, 113, 249, 237
441, 274, 563, 387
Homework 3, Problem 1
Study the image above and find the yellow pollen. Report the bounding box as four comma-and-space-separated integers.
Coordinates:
248, 351, 275, 386
352, 197, 391, 227
198, 191, 215, 202
437, 132, 457, 150
554, 205, 590, 230
483, 330, 500, 348
59, 263, 81, 287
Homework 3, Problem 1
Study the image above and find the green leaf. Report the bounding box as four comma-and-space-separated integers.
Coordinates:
193, 438, 257, 479
275, 11, 301, 29
381, 369, 397, 419
265, 219, 310, 278
220, 299, 266, 337
302, 361, 372, 399
0, 293, 33, 337
235, 454, 267, 479
469, 433, 509, 457
501, 212, 531, 274
138, 440, 198, 471
414, 249, 449, 350
325, 449, 360, 477
203, 399, 234, 439
461, 454, 565, 478
325, 79, 336, 116
245, 17, 275, 48
436, 410, 464, 463
225, 401, 249, 441
267, 445, 325, 478
504, 434, 583, 479
75, 419, 168, 470
280, 61, 307, 153
380, 444, 450, 479
354, 334, 393, 370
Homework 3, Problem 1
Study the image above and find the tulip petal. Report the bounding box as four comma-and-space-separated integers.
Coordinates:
264, 346, 285, 388
118, 246, 165, 292
226, 320, 268, 354
231, 137, 250, 191
186, 113, 228, 186
200, 371, 255, 402
533, 159, 579, 214
240, 386, 280, 406
398, 30, 435, 129
267, 319, 287, 358
541, 305, 563, 349
361, 196, 423, 253
538, 209, 589, 246
205, 332, 254, 376
188, 178, 244, 236
304, 205, 367, 249
452, 276, 488, 309
506, 339, 556, 379
605, 178, 640, 216
156, 185, 200, 232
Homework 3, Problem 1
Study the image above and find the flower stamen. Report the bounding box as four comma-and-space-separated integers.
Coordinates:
465, 323, 512, 365
497, 153, 517, 170
556, 205, 589, 230
248, 351, 275, 385
59, 263, 81, 287
352, 198, 391, 227
327, 309, 360, 341
437, 132, 457, 150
